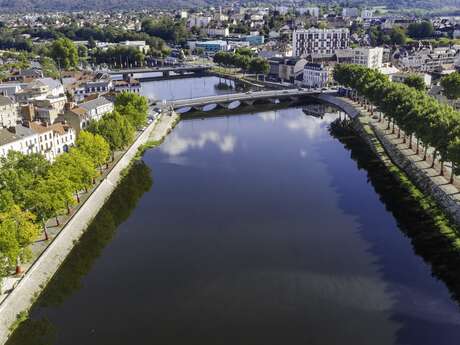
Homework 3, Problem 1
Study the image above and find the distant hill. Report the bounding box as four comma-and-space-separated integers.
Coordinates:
0, 0, 459, 11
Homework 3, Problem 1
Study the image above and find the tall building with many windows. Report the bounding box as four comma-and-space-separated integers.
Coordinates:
292, 28, 350, 58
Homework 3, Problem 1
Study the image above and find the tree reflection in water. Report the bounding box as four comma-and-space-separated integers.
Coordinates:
329, 119, 460, 305
6, 161, 153, 344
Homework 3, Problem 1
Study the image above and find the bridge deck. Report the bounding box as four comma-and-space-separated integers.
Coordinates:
158, 89, 332, 109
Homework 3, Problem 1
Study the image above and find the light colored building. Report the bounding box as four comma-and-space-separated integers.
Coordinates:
342, 8, 359, 18
205, 27, 230, 37
120, 41, 149, 54
33, 95, 67, 124
293, 28, 350, 58
336, 47, 384, 69
391, 72, 432, 88
361, 9, 374, 20
0, 96, 19, 128
303, 63, 329, 88
63, 97, 114, 134
268, 57, 308, 82
20, 121, 75, 160
189, 40, 229, 53
188, 15, 212, 28
0, 126, 39, 158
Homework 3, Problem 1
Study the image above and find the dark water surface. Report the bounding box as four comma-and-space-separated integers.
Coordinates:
6, 79, 460, 345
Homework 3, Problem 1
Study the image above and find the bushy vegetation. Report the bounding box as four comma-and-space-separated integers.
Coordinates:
0, 92, 149, 286
213, 49, 269, 75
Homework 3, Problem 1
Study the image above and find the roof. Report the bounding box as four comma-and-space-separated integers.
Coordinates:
79, 97, 112, 112
0, 96, 14, 106
0, 125, 36, 146
36, 78, 62, 90
27, 121, 70, 136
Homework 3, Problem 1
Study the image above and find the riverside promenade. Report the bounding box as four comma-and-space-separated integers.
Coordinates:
0, 112, 179, 343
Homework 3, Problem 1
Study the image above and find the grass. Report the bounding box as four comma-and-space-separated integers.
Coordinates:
9, 311, 28, 333
358, 117, 460, 250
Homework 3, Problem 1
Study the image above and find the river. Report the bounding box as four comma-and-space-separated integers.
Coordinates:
6, 77, 460, 345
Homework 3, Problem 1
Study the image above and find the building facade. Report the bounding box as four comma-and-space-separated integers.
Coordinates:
303, 63, 329, 88
293, 28, 350, 58
0, 96, 19, 128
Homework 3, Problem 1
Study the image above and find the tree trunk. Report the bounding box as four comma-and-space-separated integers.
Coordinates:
431, 150, 437, 168
450, 165, 455, 184
75, 191, 80, 203
44, 225, 49, 241
416, 137, 419, 154
55, 216, 60, 226
440, 160, 444, 176
409, 134, 412, 149
387, 117, 391, 130
392, 120, 395, 134
423, 145, 427, 161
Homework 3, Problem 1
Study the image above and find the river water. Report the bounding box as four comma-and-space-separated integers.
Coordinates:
6, 77, 460, 345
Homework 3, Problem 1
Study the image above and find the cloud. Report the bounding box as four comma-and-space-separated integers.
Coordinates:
161, 131, 236, 156
285, 115, 335, 140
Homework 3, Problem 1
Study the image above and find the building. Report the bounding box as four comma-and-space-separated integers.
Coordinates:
188, 15, 212, 28
342, 8, 359, 18
245, 35, 265, 46
0, 126, 39, 158
303, 63, 329, 88
189, 40, 228, 53
0, 83, 22, 98
120, 41, 149, 54
205, 27, 230, 37
391, 72, 432, 88
292, 28, 350, 58
361, 9, 374, 20
0, 96, 19, 128
398, 47, 458, 73
20, 121, 75, 160
63, 97, 113, 134
336, 47, 383, 69
297, 7, 320, 17
33, 95, 67, 124
268, 57, 308, 82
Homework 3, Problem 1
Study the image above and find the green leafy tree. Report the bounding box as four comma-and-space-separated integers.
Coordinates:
441, 72, 460, 100
403, 75, 426, 91
75, 131, 110, 170
115, 92, 149, 129
407, 21, 434, 39
48, 37, 79, 69
88, 111, 135, 152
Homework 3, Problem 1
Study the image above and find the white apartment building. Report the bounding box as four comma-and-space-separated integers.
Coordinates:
342, 8, 359, 18
303, 63, 329, 88
120, 41, 150, 54
205, 27, 230, 37
293, 28, 350, 58
16, 122, 75, 161
336, 47, 384, 69
0, 126, 39, 158
188, 15, 212, 28
0, 96, 19, 128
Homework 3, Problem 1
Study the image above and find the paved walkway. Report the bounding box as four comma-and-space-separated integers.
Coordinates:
0, 113, 178, 343
340, 97, 460, 204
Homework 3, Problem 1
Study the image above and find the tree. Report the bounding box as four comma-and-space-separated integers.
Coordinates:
88, 111, 135, 152
390, 27, 407, 45
403, 75, 426, 91
407, 21, 434, 39
75, 131, 110, 170
0, 205, 40, 274
48, 37, 79, 69
441, 72, 460, 100
115, 92, 149, 130
249, 57, 269, 76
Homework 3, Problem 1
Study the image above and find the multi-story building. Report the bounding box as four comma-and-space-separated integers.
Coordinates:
292, 28, 350, 58
336, 47, 384, 69
205, 27, 230, 38
15, 122, 75, 160
342, 7, 359, 18
63, 97, 114, 134
33, 95, 67, 124
297, 7, 320, 17
0, 126, 39, 158
0, 96, 19, 128
303, 63, 329, 88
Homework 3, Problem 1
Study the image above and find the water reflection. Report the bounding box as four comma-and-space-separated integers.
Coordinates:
6, 162, 153, 344
160, 131, 237, 156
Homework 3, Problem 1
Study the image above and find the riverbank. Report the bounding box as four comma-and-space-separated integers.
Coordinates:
322, 95, 460, 252
0, 112, 179, 343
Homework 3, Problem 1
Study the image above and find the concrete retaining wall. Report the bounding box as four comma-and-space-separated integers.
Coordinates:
0, 115, 172, 343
